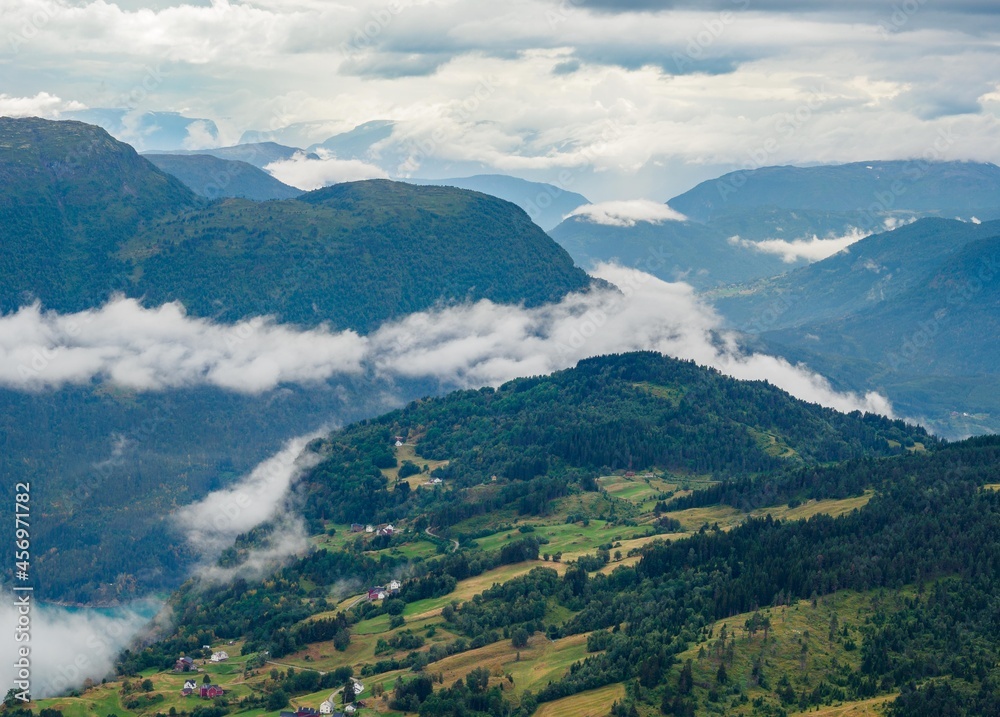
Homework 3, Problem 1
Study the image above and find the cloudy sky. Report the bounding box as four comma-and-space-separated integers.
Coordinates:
3, 0, 1000, 198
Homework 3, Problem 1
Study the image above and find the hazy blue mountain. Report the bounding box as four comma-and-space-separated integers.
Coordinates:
669, 160, 1000, 223
712, 218, 1000, 331
144, 153, 304, 200
62, 108, 220, 152
149, 140, 312, 168
404, 174, 590, 231
308, 119, 396, 158
549, 214, 792, 288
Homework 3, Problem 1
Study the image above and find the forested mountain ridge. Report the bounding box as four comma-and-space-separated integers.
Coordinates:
300, 351, 929, 530
85, 358, 1000, 717
0, 117, 199, 313
1, 117, 596, 330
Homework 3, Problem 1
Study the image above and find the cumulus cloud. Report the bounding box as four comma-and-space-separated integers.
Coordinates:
0, 92, 85, 118
729, 227, 870, 263
0, 268, 893, 416
567, 200, 689, 227
0, 599, 161, 699
265, 150, 388, 190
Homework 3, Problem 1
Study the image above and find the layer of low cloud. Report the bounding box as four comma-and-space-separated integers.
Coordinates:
0, 599, 161, 699
265, 150, 388, 190
0, 265, 894, 417
729, 227, 869, 263
567, 200, 689, 227
0, 298, 367, 392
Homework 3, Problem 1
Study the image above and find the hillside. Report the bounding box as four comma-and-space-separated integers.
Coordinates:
128, 179, 595, 330
713, 218, 1000, 331
144, 152, 304, 200
0, 117, 198, 314
54, 361, 1000, 717
669, 160, 1000, 222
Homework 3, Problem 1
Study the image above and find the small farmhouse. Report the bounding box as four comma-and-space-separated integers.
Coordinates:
174, 655, 195, 672
210, 650, 229, 662
200, 684, 224, 699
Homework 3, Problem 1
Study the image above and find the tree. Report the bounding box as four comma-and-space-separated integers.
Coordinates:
343, 681, 356, 704
141, 678, 154, 692
511, 627, 530, 648
716, 662, 728, 685
266, 689, 289, 711
202, 673, 211, 685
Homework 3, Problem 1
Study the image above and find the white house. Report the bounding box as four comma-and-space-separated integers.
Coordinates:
345, 704, 357, 715
319, 700, 333, 714
431, 477, 443, 485
388, 579, 401, 593
352, 680, 364, 695
210, 651, 229, 662
365, 524, 374, 533
395, 440, 403, 447
183, 680, 198, 691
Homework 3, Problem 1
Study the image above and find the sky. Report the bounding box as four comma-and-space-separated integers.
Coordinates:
3, 0, 1000, 199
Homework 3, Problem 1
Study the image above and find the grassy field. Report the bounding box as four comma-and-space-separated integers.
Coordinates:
381, 443, 452, 490
664, 588, 903, 716
797, 694, 897, 716
534, 682, 626, 717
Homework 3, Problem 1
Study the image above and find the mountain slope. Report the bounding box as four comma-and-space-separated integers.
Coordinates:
669, 160, 1000, 222
403, 174, 590, 231
128, 179, 596, 331
144, 153, 303, 200
0, 117, 198, 313
713, 218, 1000, 331
550, 215, 792, 288
300, 351, 929, 529
766, 233, 1000, 376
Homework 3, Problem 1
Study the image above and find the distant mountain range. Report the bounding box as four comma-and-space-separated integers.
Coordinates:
63, 108, 220, 153
147, 140, 313, 168
668, 160, 1000, 222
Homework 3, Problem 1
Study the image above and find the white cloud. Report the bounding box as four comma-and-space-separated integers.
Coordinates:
0, 270, 893, 417
265, 150, 389, 190
181, 118, 218, 150
567, 199, 688, 226
0, 92, 85, 118
175, 433, 323, 582
729, 227, 870, 263
0, 298, 367, 392
0, 599, 161, 699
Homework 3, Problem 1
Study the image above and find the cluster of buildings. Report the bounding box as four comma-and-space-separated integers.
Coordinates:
350, 523, 395, 536
180, 680, 224, 698
367, 579, 401, 601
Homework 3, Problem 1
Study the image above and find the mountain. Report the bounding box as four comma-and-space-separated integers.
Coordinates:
0, 117, 198, 314
712, 218, 1000, 330
148, 140, 311, 169
144, 153, 304, 200
308, 119, 396, 158
1, 118, 595, 332
0, 117, 598, 604
89, 352, 977, 717
404, 174, 590, 231
550, 214, 793, 288
298, 351, 928, 531
128, 179, 595, 331
62, 108, 220, 152
669, 160, 1000, 222
711, 217, 1000, 437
